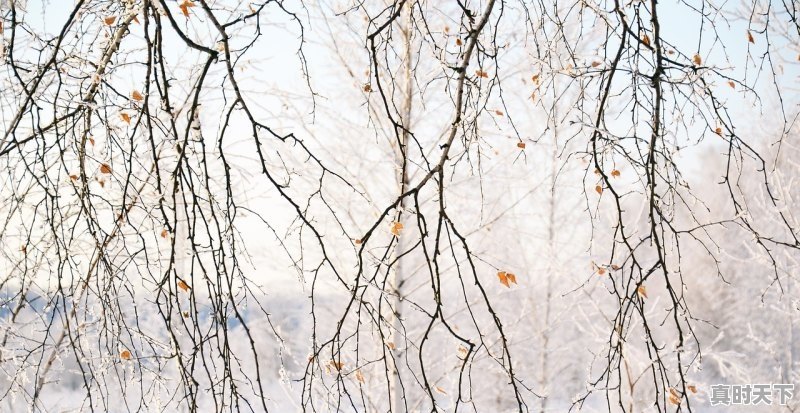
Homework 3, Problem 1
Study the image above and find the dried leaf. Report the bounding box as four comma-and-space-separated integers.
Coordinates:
669, 394, 681, 406
688, 385, 697, 394
693, 53, 702, 66
497, 271, 510, 288
610, 264, 621, 271
435, 386, 447, 395
611, 169, 621, 177
642, 34, 651, 47
455, 38, 463, 46
182, 311, 189, 318
517, 142, 526, 149
747, 31, 754, 44
476, 69, 489, 78
385, 342, 396, 350
121, 113, 131, 124
494, 109, 504, 116
597, 267, 606, 275
179, 0, 196, 17
160, 228, 168, 238
132, 90, 144, 101
390, 221, 403, 236
669, 388, 680, 397
69, 174, 79, 181
355, 370, 365, 383
89, 137, 96, 146
595, 185, 603, 195
100, 163, 112, 174
531, 73, 540, 84
727, 80, 735, 89
178, 280, 190, 292
354, 238, 362, 245
104, 16, 117, 26
715, 127, 723, 136
120, 350, 131, 360
329, 360, 344, 371
506, 273, 517, 284
637, 285, 648, 299
363, 83, 372, 93
591, 61, 602, 68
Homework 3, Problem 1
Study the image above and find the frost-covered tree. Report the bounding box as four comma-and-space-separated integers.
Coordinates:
0, 0, 798, 412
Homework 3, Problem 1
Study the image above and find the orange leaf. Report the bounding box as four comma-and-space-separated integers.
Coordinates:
455, 38, 463, 46
104, 16, 117, 26
132, 90, 144, 101
178, 280, 190, 292
506, 273, 517, 284
120, 350, 131, 360
597, 267, 606, 275
688, 385, 697, 394
497, 271, 510, 288
747, 31, 754, 44
669, 394, 681, 405
435, 386, 447, 395
354, 238, 362, 245
121, 113, 131, 124
642, 34, 651, 47
363, 83, 372, 93
160, 228, 168, 238
610, 264, 621, 270
715, 127, 723, 136
611, 169, 621, 177
385, 342, 396, 350
591, 61, 601, 68
637, 285, 648, 299
669, 388, 680, 397
595, 185, 603, 195
692, 54, 702, 66
476, 69, 489, 78
531, 73, 540, 84
355, 370, 365, 383
69, 174, 79, 181
179, 0, 196, 17
516, 142, 526, 149
727, 80, 735, 89
100, 163, 112, 174
494, 109, 504, 116
390, 221, 403, 236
